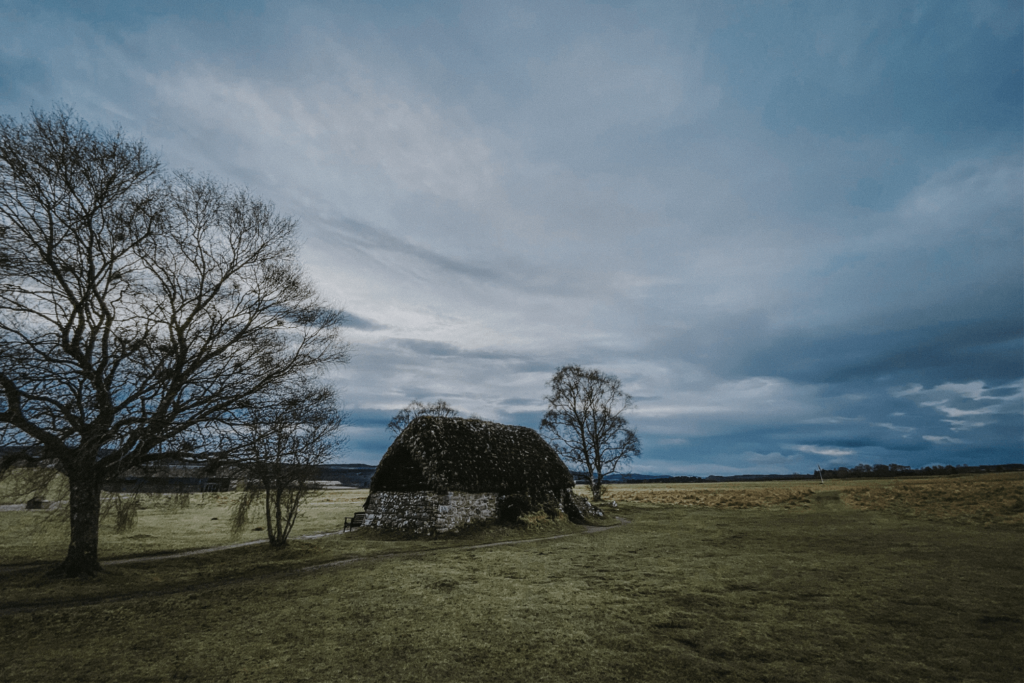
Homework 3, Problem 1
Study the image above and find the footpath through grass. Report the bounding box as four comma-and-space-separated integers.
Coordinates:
1, 477, 1021, 682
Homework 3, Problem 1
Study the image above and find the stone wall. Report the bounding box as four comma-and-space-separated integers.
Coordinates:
362, 490, 499, 534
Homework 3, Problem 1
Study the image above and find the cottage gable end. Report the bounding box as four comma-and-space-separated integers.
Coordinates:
369, 442, 428, 492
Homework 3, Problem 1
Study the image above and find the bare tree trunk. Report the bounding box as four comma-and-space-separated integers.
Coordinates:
263, 483, 278, 545
58, 468, 104, 577
274, 483, 284, 545
281, 487, 302, 542
263, 480, 286, 547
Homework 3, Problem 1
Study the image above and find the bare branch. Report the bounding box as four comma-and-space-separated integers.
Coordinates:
229, 378, 345, 546
387, 399, 460, 435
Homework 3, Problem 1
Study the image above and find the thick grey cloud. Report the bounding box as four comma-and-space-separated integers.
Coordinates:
1, 0, 1019, 471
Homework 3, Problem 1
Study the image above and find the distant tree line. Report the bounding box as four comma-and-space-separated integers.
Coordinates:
818, 462, 1024, 479
629, 462, 1024, 485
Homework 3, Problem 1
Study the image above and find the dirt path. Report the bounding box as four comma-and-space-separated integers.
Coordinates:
0, 518, 630, 615
0, 527, 354, 576
109, 526, 356, 565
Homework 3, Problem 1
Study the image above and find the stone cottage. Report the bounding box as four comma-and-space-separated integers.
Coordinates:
362, 415, 598, 533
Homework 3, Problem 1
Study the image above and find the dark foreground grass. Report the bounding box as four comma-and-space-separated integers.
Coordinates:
1, 494, 1021, 682
0, 516, 595, 609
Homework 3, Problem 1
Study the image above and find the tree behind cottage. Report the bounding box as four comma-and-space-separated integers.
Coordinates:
366, 416, 590, 533
0, 107, 348, 576
386, 399, 459, 435
540, 365, 641, 501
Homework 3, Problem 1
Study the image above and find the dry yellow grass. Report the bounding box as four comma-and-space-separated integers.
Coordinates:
601, 484, 817, 509
839, 473, 1024, 526
601, 472, 1024, 525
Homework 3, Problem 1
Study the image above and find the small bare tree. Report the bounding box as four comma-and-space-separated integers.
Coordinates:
229, 378, 344, 546
0, 107, 348, 576
386, 399, 459, 435
539, 365, 641, 501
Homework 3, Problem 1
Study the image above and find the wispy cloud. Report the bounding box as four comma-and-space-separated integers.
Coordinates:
874, 423, 915, 433
922, 435, 965, 445
795, 445, 856, 457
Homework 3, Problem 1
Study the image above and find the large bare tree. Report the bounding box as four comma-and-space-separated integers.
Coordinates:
539, 365, 641, 501
0, 107, 348, 576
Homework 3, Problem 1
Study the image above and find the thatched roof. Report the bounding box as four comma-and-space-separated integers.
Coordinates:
369, 416, 573, 495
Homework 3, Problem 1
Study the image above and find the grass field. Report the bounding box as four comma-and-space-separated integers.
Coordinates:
0, 473, 1021, 682
605, 472, 1024, 526
0, 485, 370, 567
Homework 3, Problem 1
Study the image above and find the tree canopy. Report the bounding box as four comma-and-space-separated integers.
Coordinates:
386, 399, 459, 435
0, 107, 348, 575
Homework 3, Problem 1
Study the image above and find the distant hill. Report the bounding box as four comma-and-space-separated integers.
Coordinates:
317, 464, 377, 488
603, 473, 668, 482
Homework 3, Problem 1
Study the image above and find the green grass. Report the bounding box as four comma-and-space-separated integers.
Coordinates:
0, 514, 593, 610
1, 479, 1021, 682
0, 488, 369, 567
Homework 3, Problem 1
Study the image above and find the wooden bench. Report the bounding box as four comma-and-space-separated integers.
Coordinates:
344, 512, 366, 531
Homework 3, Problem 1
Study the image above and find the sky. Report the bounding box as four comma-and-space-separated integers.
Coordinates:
1, 0, 1021, 475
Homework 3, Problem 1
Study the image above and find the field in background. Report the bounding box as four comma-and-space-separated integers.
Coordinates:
603, 471, 1024, 526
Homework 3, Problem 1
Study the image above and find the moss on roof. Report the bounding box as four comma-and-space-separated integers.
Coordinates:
369, 416, 573, 495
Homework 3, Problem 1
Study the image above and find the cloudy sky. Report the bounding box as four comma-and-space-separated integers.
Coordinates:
2, 1, 1021, 474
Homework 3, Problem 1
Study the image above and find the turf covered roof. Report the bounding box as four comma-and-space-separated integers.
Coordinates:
369, 416, 574, 495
